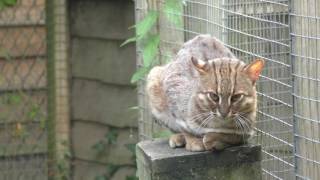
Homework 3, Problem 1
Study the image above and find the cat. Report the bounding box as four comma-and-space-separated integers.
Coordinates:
146, 34, 264, 151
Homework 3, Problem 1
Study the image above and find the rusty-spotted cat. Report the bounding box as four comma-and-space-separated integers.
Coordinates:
146, 34, 264, 151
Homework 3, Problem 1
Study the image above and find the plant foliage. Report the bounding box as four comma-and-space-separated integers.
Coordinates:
142, 35, 160, 67
164, 0, 184, 27
114, 1, 186, 179
135, 10, 159, 39
122, 0, 185, 83
0, 0, 17, 9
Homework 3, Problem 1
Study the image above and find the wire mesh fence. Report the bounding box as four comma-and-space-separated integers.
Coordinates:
0, 0, 48, 179
136, 0, 320, 179
291, 0, 320, 179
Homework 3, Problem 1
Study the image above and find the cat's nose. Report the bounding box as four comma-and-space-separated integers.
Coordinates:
219, 109, 230, 118
220, 112, 229, 118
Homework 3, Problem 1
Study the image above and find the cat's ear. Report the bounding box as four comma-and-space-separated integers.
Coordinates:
245, 59, 264, 82
191, 56, 209, 74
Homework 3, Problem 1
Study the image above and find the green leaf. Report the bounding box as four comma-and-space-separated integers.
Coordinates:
27, 105, 40, 119
135, 10, 158, 38
130, 66, 150, 83
0, 2, 4, 9
125, 143, 136, 154
127, 106, 140, 114
105, 130, 118, 144
7, 94, 22, 105
120, 36, 139, 47
106, 164, 120, 176
128, 106, 139, 110
63, 150, 72, 159
95, 175, 107, 180
164, 0, 183, 27
126, 176, 139, 180
152, 130, 173, 138
4, 0, 17, 6
0, 0, 17, 9
142, 35, 160, 67
182, 0, 187, 6
126, 143, 137, 162
92, 140, 106, 153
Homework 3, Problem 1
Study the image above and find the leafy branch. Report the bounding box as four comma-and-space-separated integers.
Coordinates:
91, 128, 119, 156
122, 0, 185, 83
0, 0, 17, 9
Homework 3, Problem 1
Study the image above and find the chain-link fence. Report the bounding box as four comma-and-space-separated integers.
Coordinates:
0, 0, 48, 179
136, 0, 320, 179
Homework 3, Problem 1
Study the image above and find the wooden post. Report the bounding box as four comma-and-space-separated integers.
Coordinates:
46, 0, 71, 179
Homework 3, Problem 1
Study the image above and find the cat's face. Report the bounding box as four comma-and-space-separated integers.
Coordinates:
191, 57, 264, 121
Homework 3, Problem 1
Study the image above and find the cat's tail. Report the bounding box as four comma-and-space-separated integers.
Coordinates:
146, 66, 168, 113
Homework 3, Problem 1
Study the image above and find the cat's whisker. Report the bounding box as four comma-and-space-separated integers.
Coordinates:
237, 117, 249, 132
234, 118, 243, 138
203, 114, 213, 127
188, 112, 210, 122
239, 116, 249, 129
188, 113, 207, 121
190, 111, 211, 118
235, 117, 247, 141
234, 118, 242, 131
238, 113, 252, 122
199, 114, 212, 128
234, 119, 241, 133
195, 114, 214, 133
188, 112, 217, 123
238, 114, 252, 131
234, 114, 250, 139
237, 117, 251, 140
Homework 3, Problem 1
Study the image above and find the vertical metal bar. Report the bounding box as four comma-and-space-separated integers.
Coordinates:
288, 0, 298, 179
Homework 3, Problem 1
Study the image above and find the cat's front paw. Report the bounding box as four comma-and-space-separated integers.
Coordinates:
203, 133, 218, 150
203, 140, 226, 151
169, 133, 186, 148
184, 134, 205, 152
203, 134, 230, 151
185, 140, 205, 152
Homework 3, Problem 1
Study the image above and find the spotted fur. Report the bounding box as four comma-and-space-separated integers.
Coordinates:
146, 35, 264, 151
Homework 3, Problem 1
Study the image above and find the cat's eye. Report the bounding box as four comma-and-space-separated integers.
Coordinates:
208, 92, 219, 102
231, 94, 243, 102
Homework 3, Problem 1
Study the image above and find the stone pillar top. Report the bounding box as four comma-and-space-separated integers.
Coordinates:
136, 138, 262, 180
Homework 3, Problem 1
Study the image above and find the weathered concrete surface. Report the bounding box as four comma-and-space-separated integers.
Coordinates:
72, 121, 138, 165
73, 160, 136, 180
72, 79, 138, 127
137, 139, 262, 180
72, 160, 107, 180
71, 38, 136, 85
70, 0, 137, 179
70, 0, 134, 40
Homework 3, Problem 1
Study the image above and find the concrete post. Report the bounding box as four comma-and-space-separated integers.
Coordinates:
136, 139, 261, 180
